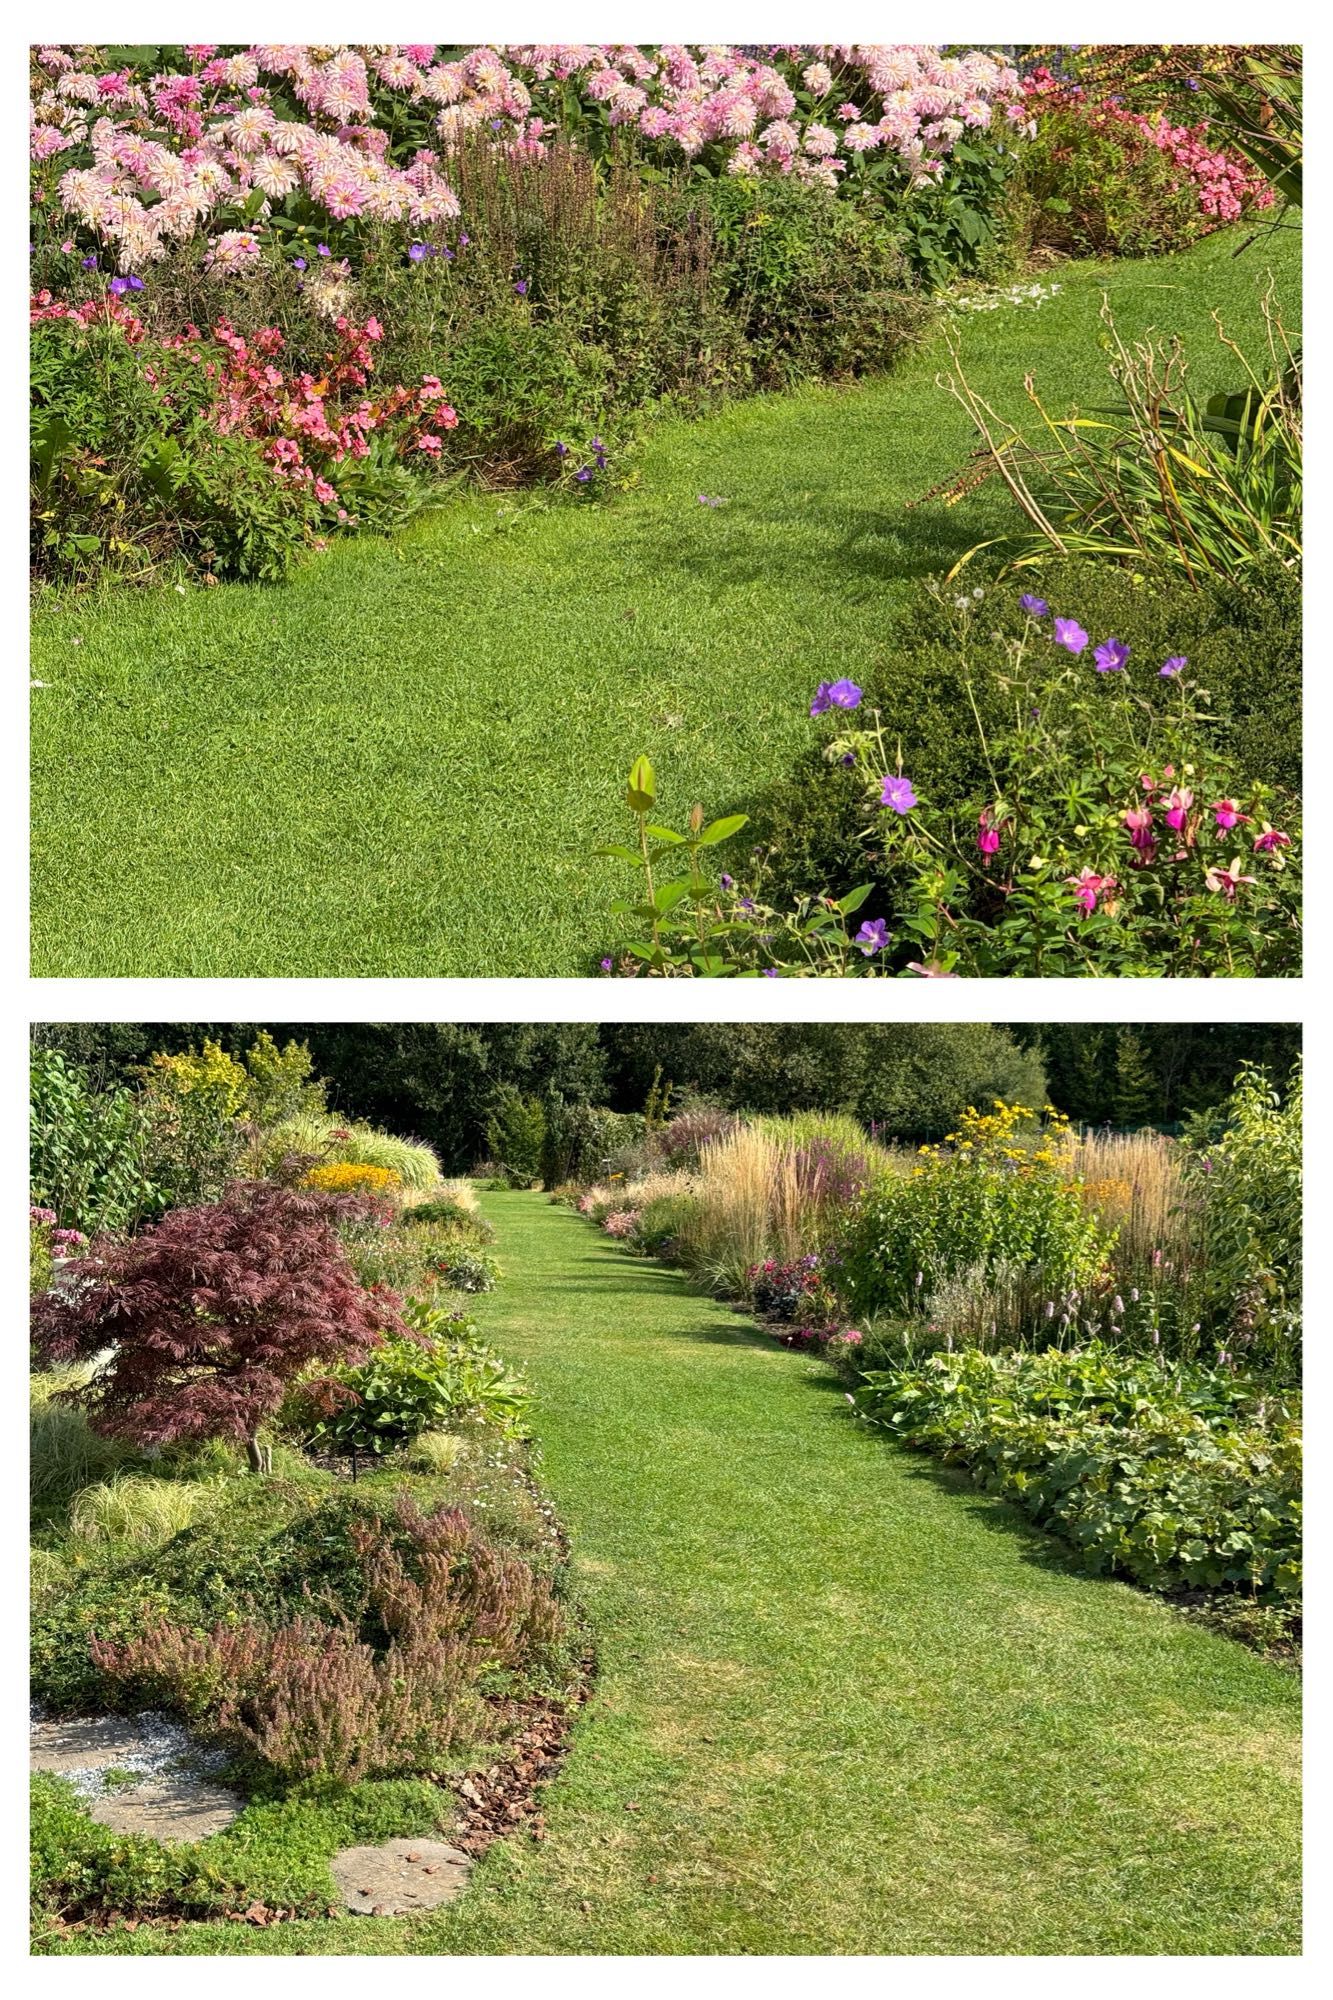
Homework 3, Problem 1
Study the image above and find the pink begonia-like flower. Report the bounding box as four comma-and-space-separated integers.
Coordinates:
1204, 858, 1257, 901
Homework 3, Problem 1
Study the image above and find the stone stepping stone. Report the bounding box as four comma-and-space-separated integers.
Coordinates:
88, 1775, 243, 1842
31, 1711, 242, 1842
330, 1838, 472, 1915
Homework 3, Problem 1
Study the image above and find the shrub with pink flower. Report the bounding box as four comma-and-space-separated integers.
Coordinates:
603, 1209, 641, 1239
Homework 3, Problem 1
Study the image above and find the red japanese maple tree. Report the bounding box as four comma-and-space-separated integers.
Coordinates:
31, 1182, 405, 1471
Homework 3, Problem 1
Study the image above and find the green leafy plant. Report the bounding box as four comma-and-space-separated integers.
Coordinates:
855, 1343, 1301, 1612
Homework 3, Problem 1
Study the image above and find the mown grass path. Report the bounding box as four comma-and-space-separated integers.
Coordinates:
114, 1190, 1299, 1959
31, 228, 1299, 975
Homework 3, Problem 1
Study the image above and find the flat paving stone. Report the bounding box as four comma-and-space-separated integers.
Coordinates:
331, 1838, 473, 1915
87, 1775, 243, 1842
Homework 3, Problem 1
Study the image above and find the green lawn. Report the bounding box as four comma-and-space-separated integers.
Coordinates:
30, 229, 1299, 975
67, 1191, 1300, 1956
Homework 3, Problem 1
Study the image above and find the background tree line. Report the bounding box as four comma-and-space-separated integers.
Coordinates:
32, 1023, 1299, 1174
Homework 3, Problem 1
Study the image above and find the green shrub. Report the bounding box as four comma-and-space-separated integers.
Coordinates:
287, 1310, 529, 1462
29, 1047, 160, 1235
485, 1088, 547, 1185
1184, 1062, 1302, 1378
31, 1774, 238, 1923
632, 1193, 701, 1260
1020, 104, 1209, 257
855, 1343, 1302, 1607
838, 1102, 1109, 1323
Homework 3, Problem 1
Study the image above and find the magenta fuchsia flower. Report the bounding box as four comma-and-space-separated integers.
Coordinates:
976, 809, 1002, 858
1053, 618, 1088, 654
1159, 656, 1187, 677
1252, 828, 1292, 854
1211, 799, 1248, 831
880, 775, 917, 814
1204, 857, 1257, 900
1093, 636, 1130, 673
1123, 804, 1155, 856
855, 917, 891, 954
1019, 594, 1049, 617
810, 678, 862, 716
1163, 787, 1194, 832
1067, 867, 1115, 916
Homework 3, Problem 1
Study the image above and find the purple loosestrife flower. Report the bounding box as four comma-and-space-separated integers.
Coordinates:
1093, 636, 1130, 673
1160, 655, 1187, 677
1019, 594, 1049, 616
855, 918, 891, 955
809, 678, 862, 716
1053, 618, 1088, 654
880, 775, 917, 814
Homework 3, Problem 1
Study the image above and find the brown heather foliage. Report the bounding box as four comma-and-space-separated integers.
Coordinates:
90, 1500, 566, 1787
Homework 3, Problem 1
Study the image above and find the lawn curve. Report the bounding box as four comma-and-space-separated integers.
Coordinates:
77, 1190, 1300, 1956
30, 228, 1299, 976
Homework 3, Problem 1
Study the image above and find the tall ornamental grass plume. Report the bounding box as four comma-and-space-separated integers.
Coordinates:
30, 1182, 408, 1472
1068, 1128, 1198, 1271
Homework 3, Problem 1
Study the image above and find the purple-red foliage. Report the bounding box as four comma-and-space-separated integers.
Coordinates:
30, 1181, 406, 1452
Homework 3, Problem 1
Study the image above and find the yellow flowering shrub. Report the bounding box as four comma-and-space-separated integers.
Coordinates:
842, 1100, 1110, 1320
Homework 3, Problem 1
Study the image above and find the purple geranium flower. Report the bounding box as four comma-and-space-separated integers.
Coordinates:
880, 775, 918, 814
514, 278, 528, 295
1093, 636, 1131, 673
1053, 618, 1089, 654
1019, 594, 1049, 617
599, 957, 613, 972
720, 873, 734, 889
408, 242, 431, 261
80, 254, 98, 270
810, 678, 862, 716
855, 918, 891, 955
574, 467, 592, 483
1159, 655, 1187, 677
761, 967, 780, 977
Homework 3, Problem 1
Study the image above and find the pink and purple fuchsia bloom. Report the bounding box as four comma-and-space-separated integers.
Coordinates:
1253, 827, 1292, 854
810, 678, 862, 716
880, 775, 917, 814
1093, 636, 1131, 673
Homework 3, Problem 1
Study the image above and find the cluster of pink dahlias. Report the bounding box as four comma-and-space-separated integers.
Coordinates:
31, 43, 1023, 272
